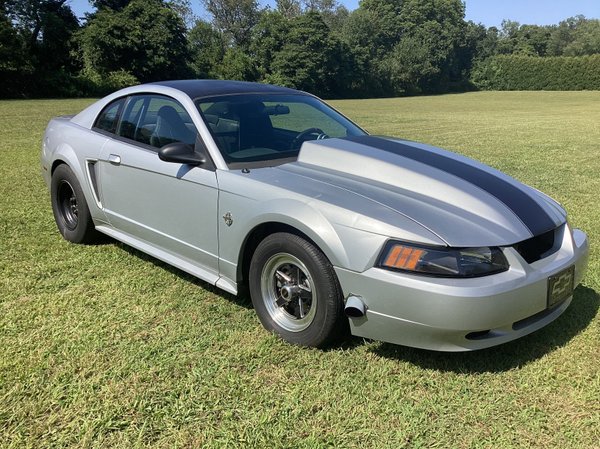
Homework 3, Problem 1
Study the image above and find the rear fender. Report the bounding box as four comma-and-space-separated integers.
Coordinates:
49, 142, 107, 224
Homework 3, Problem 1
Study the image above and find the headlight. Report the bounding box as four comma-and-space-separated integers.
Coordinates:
377, 241, 509, 278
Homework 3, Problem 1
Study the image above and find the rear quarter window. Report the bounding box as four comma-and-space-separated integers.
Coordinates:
94, 99, 125, 134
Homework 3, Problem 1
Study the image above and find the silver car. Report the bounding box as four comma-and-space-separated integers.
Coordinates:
41, 80, 589, 351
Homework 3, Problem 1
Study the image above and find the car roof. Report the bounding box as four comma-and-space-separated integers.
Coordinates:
147, 80, 307, 99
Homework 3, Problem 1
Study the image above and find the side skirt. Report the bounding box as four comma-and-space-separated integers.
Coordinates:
95, 225, 238, 295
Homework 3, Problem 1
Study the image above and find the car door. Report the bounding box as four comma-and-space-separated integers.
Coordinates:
97, 94, 220, 280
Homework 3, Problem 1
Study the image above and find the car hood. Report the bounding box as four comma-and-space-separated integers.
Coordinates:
269, 136, 566, 247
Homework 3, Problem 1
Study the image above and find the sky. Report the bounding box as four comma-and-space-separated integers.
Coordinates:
69, 0, 600, 28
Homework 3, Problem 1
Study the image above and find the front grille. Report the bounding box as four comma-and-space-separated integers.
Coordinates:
512, 227, 559, 263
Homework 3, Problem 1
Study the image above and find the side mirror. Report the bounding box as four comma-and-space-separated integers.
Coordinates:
158, 142, 205, 166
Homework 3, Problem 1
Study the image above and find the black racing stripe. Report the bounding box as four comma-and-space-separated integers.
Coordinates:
344, 135, 557, 236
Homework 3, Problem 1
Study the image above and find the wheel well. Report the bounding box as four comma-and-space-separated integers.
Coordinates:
238, 222, 321, 287
51, 159, 67, 174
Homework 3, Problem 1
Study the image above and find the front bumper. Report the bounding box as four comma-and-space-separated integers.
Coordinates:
335, 226, 589, 351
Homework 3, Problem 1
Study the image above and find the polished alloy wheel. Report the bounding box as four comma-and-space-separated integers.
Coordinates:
260, 253, 317, 332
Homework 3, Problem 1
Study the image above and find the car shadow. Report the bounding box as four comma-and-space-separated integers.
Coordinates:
368, 285, 599, 373
109, 241, 597, 368
83, 232, 115, 245
116, 242, 253, 310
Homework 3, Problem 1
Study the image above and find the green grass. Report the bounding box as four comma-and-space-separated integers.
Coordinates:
1, 92, 598, 448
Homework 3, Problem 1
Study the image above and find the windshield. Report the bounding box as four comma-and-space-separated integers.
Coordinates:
195, 94, 366, 168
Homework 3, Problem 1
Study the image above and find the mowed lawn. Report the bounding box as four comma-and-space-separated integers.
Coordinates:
1, 92, 598, 448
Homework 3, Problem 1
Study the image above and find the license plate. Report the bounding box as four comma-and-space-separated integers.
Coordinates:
547, 266, 574, 308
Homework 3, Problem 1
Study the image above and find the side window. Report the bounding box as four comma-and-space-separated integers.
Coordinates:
118, 96, 146, 141
94, 99, 124, 134
117, 94, 198, 149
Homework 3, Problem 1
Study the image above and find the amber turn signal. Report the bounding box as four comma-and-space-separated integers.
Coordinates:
382, 245, 425, 270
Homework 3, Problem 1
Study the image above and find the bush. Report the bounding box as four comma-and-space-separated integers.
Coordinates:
0, 69, 138, 99
74, 69, 139, 96
471, 54, 600, 90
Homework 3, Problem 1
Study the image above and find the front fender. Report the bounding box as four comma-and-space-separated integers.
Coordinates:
217, 195, 349, 281
245, 200, 351, 268
217, 189, 392, 286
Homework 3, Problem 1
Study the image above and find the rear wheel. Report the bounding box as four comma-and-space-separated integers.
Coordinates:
51, 164, 99, 243
249, 232, 347, 348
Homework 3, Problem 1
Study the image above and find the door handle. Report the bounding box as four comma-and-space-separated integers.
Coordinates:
108, 154, 121, 165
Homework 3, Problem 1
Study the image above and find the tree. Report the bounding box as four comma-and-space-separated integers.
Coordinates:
548, 16, 600, 56
276, 0, 301, 19
358, 0, 404, 53
3, 0, 80, 95
381, 32, 438, 93
167, 0, 196, 28
496, 20, 552, 56
473, 25, 500, 61
79, 0, 188, 83
339, 8, 389, 95
380, 0, 470, 93
302, 0, 337, 13
341, 0, 470, 95
91, 0, 131, 11
188, 19, 224, 78
5, 0, 78, 61
201, 0, 260, 48
0, 7, 24, 70
453, 21, 495, 86
217, 46, 258, 80
269, 12, 349, 97
322, 5, 348, 33
250, 10, 288, 78
0, 7, 31, 96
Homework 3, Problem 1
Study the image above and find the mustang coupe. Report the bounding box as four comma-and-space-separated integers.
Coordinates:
41, 80, 589, 351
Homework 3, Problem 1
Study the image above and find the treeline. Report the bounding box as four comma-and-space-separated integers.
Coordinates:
470, 15, 600, 91
472, 55, 600, 91
2, 0, 600, 99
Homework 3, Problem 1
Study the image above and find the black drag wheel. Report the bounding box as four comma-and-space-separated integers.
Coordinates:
51, 164, 99, 244
249, 232, 348, 348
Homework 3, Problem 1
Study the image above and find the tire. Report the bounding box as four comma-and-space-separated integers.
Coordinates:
50, 164, 99, 244
249, 232, 347, 348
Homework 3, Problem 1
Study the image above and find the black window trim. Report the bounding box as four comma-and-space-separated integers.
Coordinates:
92, 92, 216, 171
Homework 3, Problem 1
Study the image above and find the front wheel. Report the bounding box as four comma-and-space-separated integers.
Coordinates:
249, 232, 347, 348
